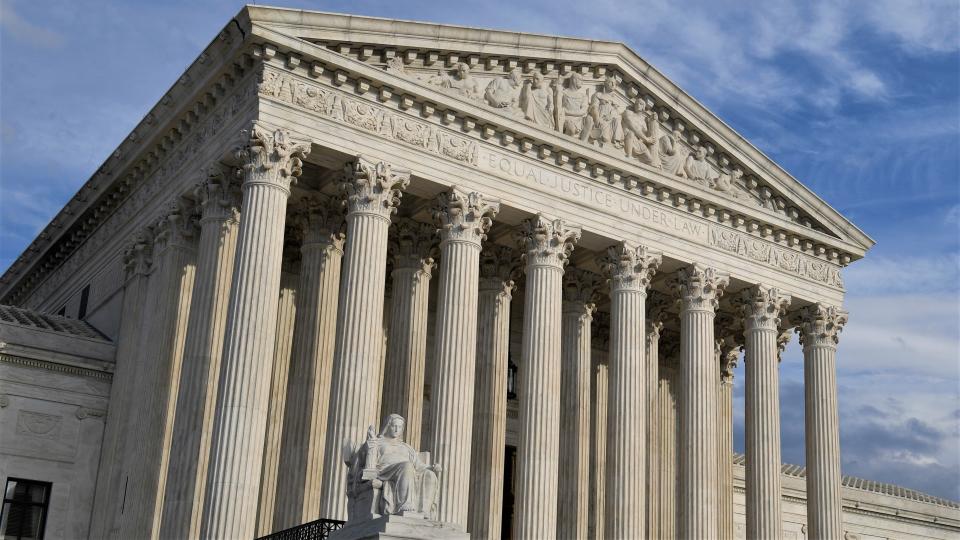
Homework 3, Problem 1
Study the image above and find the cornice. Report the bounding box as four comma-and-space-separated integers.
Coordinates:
247, 6, 874, 254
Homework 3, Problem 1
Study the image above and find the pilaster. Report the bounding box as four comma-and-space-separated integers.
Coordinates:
514, 214, 580, 540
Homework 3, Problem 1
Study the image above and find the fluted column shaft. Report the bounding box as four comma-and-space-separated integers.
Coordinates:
319, 158, 410, 520
658, 360, 679, 540
256, 268, 298, 537
799, 304, 848, 540
381, 218, 435, 448
514, 215, 580, 540
645, 297, 667, 540
426, 188, 499, 527
274, 197, 346, 529
468, 246, 516, 540
89, 235, 153, 540
200, 126, 310, 539
602, 243, 661, 540
588, 352, 609, 540
121, 204, 198, 539
740, 286, 790, 540
674, 264, 728, 540
160, 171, 240, 540
718, 343, 737, 540
557, 268, 598, 540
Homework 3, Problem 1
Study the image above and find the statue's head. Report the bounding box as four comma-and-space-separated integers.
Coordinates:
509, 68, 523, 85
381, 414, 405, 440
455, 62, 470, 78
532, 71, 545, 88
603, 75, 617, 92
568, 72, 583, 89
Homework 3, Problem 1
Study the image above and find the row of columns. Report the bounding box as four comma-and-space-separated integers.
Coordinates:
93, 122, 850, 540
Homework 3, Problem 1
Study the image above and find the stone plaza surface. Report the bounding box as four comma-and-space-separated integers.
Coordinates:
0, 5, 957, 540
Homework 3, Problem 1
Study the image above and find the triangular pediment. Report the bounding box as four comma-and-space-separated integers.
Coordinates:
245, 6, 873, 260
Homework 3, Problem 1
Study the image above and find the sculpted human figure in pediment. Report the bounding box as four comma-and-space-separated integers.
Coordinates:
436, 62, 483, 101
685, 145, 717, 185
581, 75, 622, 147
484, 68, 523, 114
659, 119, 690, 176
713, 155, 744, 198
520, 71, 555, 129
557, 72, 591, 137
622, 97, 661, 167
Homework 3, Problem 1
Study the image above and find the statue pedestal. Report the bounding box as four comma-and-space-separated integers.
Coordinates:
329, 515, 469, 540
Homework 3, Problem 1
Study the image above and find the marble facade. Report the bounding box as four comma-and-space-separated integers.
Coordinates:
0, 6, 957, 540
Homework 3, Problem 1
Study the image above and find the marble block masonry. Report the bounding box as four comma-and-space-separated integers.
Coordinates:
1, 5, 959, 540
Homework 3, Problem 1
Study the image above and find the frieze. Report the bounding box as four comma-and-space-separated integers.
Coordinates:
259, 67, 843, 290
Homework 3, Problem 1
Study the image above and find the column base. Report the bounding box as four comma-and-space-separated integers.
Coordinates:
329, 514, 469, 540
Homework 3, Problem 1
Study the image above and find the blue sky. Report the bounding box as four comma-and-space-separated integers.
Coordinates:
1, 0, 958, 499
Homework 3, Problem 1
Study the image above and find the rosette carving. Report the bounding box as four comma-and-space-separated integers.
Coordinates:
670, 263, 729, 312
234, 123, 311, 192
433, 187, 500, 246
797, 303, 848, 349
515, 214, 581, 269
340, 156, 410, 217
600, 241, 662, 293
195, 163, 241, 224
734, 285, 791, 332
389, 218, 436, 273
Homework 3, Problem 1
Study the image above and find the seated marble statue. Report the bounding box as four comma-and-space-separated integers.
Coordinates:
342, 413, 442, 521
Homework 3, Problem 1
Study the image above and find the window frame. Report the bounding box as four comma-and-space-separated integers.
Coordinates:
1, 477, 52, 540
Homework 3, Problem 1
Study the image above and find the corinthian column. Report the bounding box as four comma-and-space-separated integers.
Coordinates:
121, 200, 198, 539
645, 294, 669, 540
737, 285, 791, 540
672, 264, 729, 540
588, 340, 609, 540
319, 158, 410, 520
468, 245, 517, 540
160, 166, 240, 540
601, 242, 662, 539
798, 304, 848, 540
274, 195, 346, 529
557, 268, 600, 539
715, 326, 740, 540
200, 125, 310, 540
425, 188, 500, 528
514, 215, 580, 540
89, 232, 153, 540
658, 343, 680, 540
380, 218, 436, 448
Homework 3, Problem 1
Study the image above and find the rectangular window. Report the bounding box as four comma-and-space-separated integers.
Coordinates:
1, 478, 51, 540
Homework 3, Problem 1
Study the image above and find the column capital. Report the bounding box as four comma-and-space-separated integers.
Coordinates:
646, 292, 671, 343
433, 187, 500, 247
340, 156, 410, 218
601, 242, 662, 294
735, 285, 791, 332
777, 327, 793, 362
591, 311, 611, 354
716, 337, 739, 384
797, 303, 848, 349
195, 164, 241, 224
671, 263, 729, 313
234, 123, 311, 193
563, 267, 602, 309
123, 229, 154, 280
294, 193, 346, 251
479, 244, 520, 294
153, 199, 198, 252
516, 214, 581, 269
389, 218, 437, 274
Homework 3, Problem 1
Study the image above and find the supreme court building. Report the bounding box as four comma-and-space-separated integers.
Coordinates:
1, 6, 958, 540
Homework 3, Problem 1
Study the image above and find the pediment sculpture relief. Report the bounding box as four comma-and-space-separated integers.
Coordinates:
392, 62, 763, 205
341, 413, 442, 522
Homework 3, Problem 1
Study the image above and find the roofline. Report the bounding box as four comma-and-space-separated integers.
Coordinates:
245, 4, 875, 251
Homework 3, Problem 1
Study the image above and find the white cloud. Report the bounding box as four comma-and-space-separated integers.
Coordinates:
862, 0, 960, 53
0, 0, 65, 49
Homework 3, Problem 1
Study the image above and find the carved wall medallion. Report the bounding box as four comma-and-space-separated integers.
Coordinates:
16, 410, 63, 440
